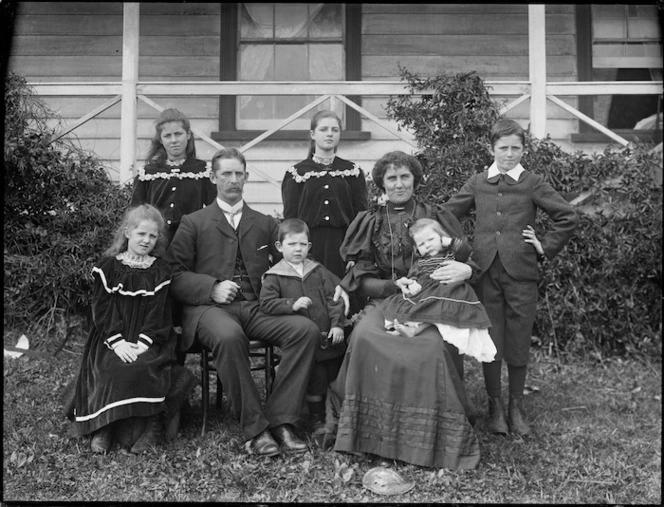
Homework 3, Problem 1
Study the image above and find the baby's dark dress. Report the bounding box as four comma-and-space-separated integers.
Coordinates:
66, 255, 176, 436
383, 252, 496, 362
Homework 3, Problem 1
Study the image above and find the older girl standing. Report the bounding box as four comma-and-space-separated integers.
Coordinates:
131, 108, 216, 245
282, 110, 368, 279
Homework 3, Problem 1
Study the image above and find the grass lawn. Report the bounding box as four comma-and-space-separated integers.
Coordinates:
3, 328, 661, 504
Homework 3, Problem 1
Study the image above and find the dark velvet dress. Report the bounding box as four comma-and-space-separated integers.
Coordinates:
67, 255, 176, 436
326, 199, 481, 469
131, 157, 216, 245
282, 156, 368, 279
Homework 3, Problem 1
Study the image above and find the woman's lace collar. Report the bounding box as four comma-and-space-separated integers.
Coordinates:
116, 251, 156, 269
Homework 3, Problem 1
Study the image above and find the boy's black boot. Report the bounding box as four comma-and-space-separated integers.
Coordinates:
508, 395, 531, 436
487, 396, 508, 434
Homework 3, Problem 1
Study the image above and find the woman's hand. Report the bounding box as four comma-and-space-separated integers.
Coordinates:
430, 260, 472, 284
114, 341, 138, 363
333, 285, 350, 316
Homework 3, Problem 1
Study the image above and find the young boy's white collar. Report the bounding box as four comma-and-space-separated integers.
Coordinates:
286, 261, 304, 276
487, 162, 525, 182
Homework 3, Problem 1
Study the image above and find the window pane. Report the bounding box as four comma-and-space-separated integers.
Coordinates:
239, 45, 274, 80
310, 4, 342, 38
274, 3, 311, 38
592, 5, 625, 18
309, 44, 344, 79
594, 18, 626, 39
627, 18, 661, 39
239, 96, 276, 121
240, 4, 273, 39
274, 45, 308, 79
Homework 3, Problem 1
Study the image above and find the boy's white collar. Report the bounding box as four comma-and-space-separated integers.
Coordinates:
487, 162, 525, 181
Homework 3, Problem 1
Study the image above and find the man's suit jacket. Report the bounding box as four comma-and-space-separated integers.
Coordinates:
445, 169, 578, 282
166, 200, 280, 351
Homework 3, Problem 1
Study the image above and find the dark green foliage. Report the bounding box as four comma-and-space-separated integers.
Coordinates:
4, 73, 131, 340
384, 66, 662, 357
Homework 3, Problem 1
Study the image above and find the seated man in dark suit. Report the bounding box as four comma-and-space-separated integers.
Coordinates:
167, 147, 319, 457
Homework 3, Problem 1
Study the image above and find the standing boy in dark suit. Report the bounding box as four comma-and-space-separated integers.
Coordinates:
167, 148, 319, 457
446, 118, 578, 436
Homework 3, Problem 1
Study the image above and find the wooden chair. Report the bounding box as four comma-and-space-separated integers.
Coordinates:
181, 338, 279, 436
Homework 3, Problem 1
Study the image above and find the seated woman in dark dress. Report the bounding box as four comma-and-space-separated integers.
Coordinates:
324, 151, 481, 469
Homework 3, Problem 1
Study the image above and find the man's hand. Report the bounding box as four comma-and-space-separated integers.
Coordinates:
293, 296, 312, 312
329, 326, 345, 345
114, 341, 138, 364
430, 260, 472, 284
210, 280, 240, 304
333, 285, 350, 316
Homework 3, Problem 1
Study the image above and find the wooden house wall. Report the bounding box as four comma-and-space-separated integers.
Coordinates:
7, 2, 581, 216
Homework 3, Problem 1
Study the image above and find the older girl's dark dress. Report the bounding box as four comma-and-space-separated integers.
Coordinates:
327, 199, 480, 469
67, 255, 176, 436
131, 157, 216, 244
282, 156, 368, 279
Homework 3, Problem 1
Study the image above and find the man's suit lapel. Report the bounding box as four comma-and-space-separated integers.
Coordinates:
237, 203, 256, 237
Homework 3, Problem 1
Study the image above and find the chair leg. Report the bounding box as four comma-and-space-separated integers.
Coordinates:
216, 376, 223, 409
200, 349, 209, 437
265, 345, 274, 397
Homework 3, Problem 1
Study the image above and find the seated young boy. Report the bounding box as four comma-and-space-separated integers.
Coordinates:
259, 218, 345, 434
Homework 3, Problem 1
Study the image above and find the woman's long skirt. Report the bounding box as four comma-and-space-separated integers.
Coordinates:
328, 302, 480, 469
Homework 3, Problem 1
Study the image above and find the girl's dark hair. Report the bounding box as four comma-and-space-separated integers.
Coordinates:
278, 218, 310, 243
408, 218, 451, 240
371, 151, 424, 192
104, 204, 167, 258
489, 118, 526, 148
145, 108, 197, 165
307, 109, 342, 158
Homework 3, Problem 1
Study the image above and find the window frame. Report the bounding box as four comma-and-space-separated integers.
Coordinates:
573, 4, 661, 142
215, 2, 364, 140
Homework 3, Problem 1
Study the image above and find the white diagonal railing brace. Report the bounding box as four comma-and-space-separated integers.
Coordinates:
335, 94, 418, 149
547, 95, 630, 147
50, 95, 121, 143
239, 95, 332, 153
499, 94, 531, 115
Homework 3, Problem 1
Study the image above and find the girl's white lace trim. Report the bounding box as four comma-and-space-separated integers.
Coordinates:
286, 163, 361, 183
137, 162, 212, 181
116, 251, 156, 269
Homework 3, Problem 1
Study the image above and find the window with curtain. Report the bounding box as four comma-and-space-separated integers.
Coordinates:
237, 3, 345, 130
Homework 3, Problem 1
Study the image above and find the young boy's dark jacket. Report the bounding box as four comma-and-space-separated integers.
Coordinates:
260, 258, 345, 361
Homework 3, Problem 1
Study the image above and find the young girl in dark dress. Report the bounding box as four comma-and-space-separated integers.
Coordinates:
66, 205, 178, 454
382, 218, 496, 363
131, 108, 216, 245
281, 110, 368, 279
